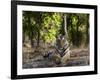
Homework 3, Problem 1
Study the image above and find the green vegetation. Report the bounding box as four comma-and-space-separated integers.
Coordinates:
23, 11, 89, 48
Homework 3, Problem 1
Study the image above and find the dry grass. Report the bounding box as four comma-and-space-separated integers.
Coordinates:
22, 46, 89, 68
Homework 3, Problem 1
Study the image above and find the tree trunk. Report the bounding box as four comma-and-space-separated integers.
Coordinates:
23, 33, 25, 43
28, 14, 34, 48
30, 31, 34, 47
86, 15, 89, 45
37, 30, 40, 47
64, 14, 67, 36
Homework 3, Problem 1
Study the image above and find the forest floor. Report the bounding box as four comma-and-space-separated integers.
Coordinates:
22, 47, 89, 69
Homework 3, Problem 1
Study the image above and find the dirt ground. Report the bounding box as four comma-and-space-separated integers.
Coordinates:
22, 47, 89, 69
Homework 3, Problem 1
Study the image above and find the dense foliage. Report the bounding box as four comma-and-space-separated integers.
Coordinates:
23, 11, 89, 48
